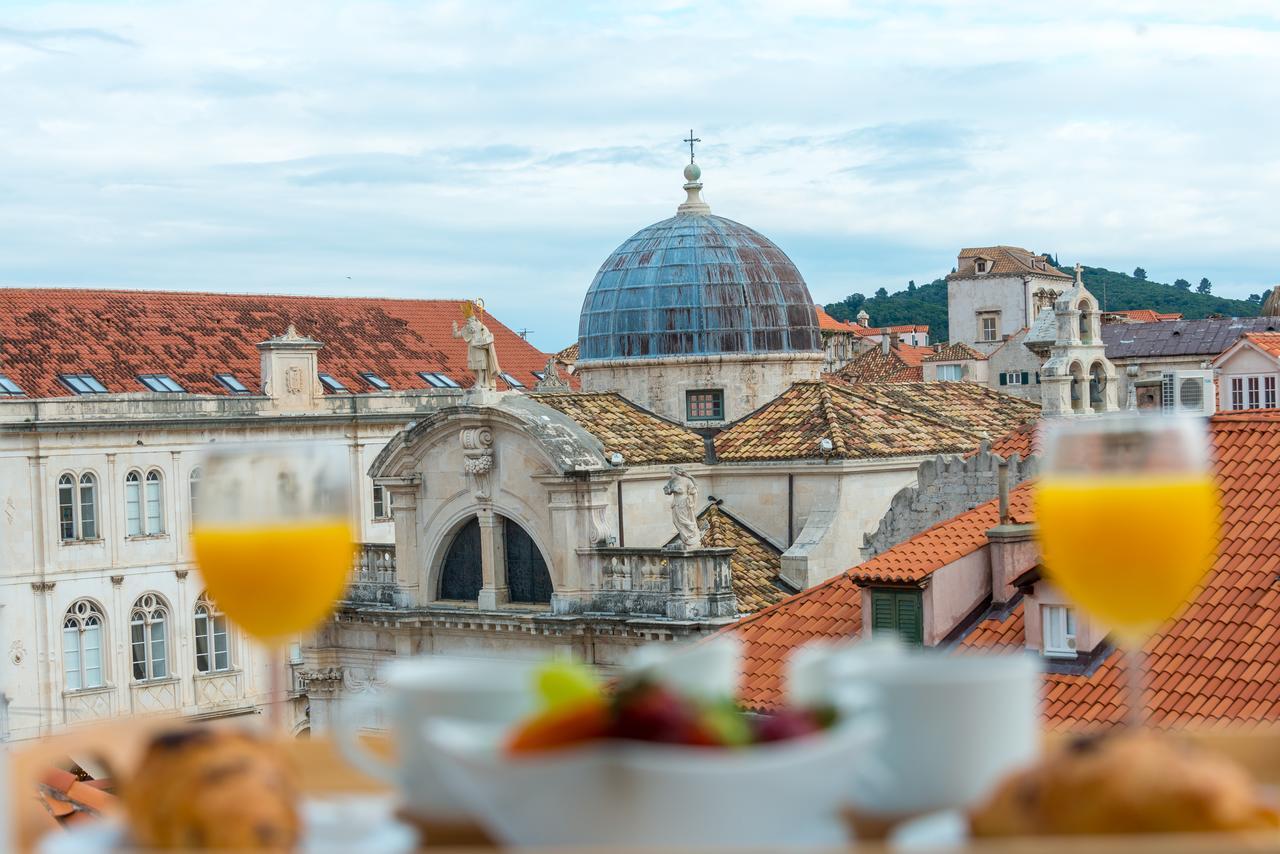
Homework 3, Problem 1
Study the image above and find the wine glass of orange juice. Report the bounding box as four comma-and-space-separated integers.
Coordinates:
191, 443, 355, 728
1035, 414, 1217, 727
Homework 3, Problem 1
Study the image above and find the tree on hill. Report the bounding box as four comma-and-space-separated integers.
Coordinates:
1198, 277, 1212, 294
824, 266, 1257, 343
1174, 278, 1191, 290
907, 280, 916, 292
1133, 267, 1148, 281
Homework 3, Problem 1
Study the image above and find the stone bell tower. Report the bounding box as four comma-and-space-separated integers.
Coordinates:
1040, 265, 1119, 417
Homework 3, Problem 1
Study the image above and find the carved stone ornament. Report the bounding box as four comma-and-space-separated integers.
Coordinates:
285, 365, 304, 395
460, 426, 495, 501
10, 640, 26, 666
111, 575, 124, 586
296, 667, 345, 695
175, 569, 189, 580
534, 357, 571, 391
30, 581, 55, 593
589, 506, 615, 546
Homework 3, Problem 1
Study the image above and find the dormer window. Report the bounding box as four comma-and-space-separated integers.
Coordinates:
214, 373, 250, 394
0, 374, 24, 396
418, 372, 460, 389
138, 374, 185, 393
1042, 604, 1077, 658
500, 372, 525, 389
360, 372, 391, 391
975, 258, 991, 274
318, 373, 347, 393
60, 374, 108, 395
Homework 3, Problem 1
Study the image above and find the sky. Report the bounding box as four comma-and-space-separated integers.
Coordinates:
2, 1, 1279, 350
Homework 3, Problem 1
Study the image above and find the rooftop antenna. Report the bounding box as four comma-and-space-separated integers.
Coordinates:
517, 328, 533, 340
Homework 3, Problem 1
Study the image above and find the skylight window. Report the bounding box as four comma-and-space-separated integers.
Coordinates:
418, 372, 461, 389
60, 374, 108, 395
138, 374, 186, 393
0, 374, 24, 396
532, 371, 546, 381
361, 372, 391, 391
500, 372, 525, 389
214, 373, 250, 394
318, 373, 347, 392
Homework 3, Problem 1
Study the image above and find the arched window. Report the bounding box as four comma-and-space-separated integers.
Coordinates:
189, 467, 202, 522
439, 518, 482, 600
58, 474, 76, 541
125, 470, 142, 536
194, 592, 231, 674
145, 470, 164, 534
130, 593, 169, 681
505, 520, 553, 604
63, 600, 105, 691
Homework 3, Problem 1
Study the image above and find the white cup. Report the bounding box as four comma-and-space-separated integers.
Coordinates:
335, 655, 539, 821
832, 649, 1040, 817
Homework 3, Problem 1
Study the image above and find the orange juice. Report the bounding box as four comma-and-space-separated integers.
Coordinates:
1034, 476, 1218, 639
192, 519, 355, 641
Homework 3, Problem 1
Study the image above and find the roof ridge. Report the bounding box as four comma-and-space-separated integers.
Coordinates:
0, 286, 481, 305
816, 382, 849, 456
837, 382, 988, 440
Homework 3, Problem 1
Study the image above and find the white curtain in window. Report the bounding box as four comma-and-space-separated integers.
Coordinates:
145, 471, 163, 533
63, 600, 105, 690
125, 471, 142, 536
78, 474, 97, 539
194, 595, 231, 673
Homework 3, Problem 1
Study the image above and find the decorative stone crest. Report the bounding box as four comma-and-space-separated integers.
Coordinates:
285, 365, 304, 395
663, 466, 702, 550
460, 425, 495, 501
534, 357, 570, 391
10, 640, 26, 666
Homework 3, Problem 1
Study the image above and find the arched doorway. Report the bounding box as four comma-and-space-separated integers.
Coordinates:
438, 515, 552, 604
440, 518, 482, 600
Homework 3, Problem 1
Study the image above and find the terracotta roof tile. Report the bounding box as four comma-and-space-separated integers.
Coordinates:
529, 391, 704, 466
1237, 332, 1280, 358
666, 504, 789, 613
1105, 309, 1183, 324
555, 342, 580, 362
0, 288, 551, 398
833, 345, 932, 383
924, 342, 987, 363
850, 381, 1041, 441
727, 412, 1280, 730
948, 246, 1071, 281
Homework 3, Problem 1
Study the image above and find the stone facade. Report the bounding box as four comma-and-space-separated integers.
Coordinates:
576, 352, 824, 427
860, 443, 1038, 560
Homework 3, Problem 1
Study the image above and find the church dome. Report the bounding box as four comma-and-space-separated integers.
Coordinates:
577, 164, 821, 362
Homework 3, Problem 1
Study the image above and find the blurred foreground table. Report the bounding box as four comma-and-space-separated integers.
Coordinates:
10, 719, 1280, 852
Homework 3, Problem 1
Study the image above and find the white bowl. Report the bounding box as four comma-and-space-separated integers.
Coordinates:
423, 716, 876, 848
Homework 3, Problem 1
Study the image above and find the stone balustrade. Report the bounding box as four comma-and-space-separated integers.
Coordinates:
569, 546, 738, 620
345, 543, 407, 607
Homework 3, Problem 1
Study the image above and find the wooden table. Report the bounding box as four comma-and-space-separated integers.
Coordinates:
9, 719, 1280, 852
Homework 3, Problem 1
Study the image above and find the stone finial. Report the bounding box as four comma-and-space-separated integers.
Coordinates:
534, 357, 570, 391
677, 156, 711, 216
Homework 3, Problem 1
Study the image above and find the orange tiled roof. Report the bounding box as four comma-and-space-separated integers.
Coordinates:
958, 601, 1026, 650
555, 342, 580, 362
848, 484, 1035, 584
1237, 332, 1280, 358
833, 345, 932, 383
984, 419, 1039, 460
38, 766, 118, 829
1106, 309, 1184, 324
715, 381, 1038, 463
529, 391, 704, 467
0, 288, 551, 398
924, 342, 987, 363
666, 504, 790, 613
948, 246, 1071, 281
730, 412, 1280, 730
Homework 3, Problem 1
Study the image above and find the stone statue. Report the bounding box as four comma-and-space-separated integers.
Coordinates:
452, 300, 502, 391
663, 466, 702, 550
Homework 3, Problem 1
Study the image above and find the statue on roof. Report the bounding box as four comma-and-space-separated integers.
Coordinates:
663, 466, 702, 550
452, 299, 502, 391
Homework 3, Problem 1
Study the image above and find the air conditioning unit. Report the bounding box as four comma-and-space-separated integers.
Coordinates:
1161, 371, 1214, 415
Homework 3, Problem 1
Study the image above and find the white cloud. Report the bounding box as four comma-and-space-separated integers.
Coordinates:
0, 1, 1277, 346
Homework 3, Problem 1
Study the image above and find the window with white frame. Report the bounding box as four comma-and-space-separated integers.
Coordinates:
138, 374, 185, 393
978, 312, 1000, 342
125, 469, 165, 536
130, 594, 169, 681
1042, 604, 1077, 658
63, 600, 105, 691
1228, 375, 1278, 411
189, 467, 202, 522
194, 593, 231, 674
58, 472, 99, 541
372, 484, 392, 520
936, 364, 963, 382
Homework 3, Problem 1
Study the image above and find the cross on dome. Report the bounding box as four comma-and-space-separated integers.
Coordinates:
683, 129, 701, 163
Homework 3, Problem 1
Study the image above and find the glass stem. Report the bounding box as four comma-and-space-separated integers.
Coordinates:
1122, 636, 1145, 729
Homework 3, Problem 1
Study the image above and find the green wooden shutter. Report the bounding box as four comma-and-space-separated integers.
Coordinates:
894, 592, 923, 644
1021, 371, 1030, 385
998, 372, 1007, 385
870, 589, 923, 645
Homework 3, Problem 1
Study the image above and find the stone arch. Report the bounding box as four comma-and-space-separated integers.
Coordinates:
434, 511, 553, 605
1088, 360, 1108, 413
1069, 360, 1087, 413
1077, 300, 1093, 342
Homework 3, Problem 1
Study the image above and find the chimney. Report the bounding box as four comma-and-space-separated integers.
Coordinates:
257, 323, 324, 411
880, 334, 890, 355
997, 458, 1010, 525
889, 330, 900, 350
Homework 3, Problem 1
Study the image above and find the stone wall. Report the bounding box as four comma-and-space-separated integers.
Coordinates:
860, 443, 1037, 560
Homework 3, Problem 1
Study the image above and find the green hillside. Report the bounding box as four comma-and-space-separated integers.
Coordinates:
824, 266, 1262, 343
